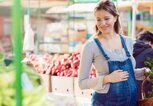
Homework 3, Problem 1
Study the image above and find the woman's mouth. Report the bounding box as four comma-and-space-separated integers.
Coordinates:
101, 26, 108, 30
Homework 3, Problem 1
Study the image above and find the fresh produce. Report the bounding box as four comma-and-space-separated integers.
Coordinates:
25, 52, 96, 78
145, 58, 153, 76
0, 52, 4, 62
144, 58, 153, 97
0, 52, 5, 68
0, 60, 45, 106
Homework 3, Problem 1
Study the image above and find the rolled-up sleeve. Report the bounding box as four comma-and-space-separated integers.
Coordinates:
134, 68, 145, 80
78, 42, 108, 90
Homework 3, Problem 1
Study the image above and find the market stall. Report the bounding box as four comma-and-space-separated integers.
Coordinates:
0, 0, 153, 106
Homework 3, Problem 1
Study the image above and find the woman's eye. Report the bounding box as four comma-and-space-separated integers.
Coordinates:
105, 18, 109, 20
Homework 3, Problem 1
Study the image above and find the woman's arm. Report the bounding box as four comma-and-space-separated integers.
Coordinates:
134, 68, 145, 80
78, 41, 108, 90
135, 67, 151, 80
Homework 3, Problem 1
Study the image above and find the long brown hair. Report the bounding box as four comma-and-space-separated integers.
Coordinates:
94, 0, 121, 36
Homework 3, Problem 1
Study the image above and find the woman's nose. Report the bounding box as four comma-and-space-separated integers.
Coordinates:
99, 21, 106, 26
101, 21, 106, 26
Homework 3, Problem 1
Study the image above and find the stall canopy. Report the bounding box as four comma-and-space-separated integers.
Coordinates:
0, 0, 68, 8
118, 0, 153, 14
1, 0, 152, 13
46, 0, 153, 14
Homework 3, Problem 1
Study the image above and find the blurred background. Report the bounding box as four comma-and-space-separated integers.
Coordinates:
0, 0, 153, 106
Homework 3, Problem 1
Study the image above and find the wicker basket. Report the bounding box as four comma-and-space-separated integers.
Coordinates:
137, 78, 153, 106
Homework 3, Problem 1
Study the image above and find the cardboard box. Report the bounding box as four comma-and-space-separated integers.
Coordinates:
39, 74, 52, 92
51, 76, 74, 95
74, 78, 93, 99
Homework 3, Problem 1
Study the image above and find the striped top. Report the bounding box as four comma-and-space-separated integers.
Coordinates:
78, 36, 145, 93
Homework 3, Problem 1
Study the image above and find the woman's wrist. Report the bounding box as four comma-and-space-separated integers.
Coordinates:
103, 75, 111, 84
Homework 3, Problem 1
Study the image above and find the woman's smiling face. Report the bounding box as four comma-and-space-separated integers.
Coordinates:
95, 9, 117, 35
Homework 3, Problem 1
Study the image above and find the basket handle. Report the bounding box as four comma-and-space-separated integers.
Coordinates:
141, 76, 150, 100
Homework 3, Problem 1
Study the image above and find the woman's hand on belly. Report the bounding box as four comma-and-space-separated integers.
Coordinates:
103, 70, 129, 84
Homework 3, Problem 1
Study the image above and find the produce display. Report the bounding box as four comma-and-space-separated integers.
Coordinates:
0, 53, 46, 106
144, 58, 153, 97
24, 52, 96, 78
145, 58, 153, 76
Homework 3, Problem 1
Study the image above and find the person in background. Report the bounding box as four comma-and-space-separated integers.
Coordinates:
74, 28, 87, 53
134, 31, 153, 68
78, 0, 147, 106
133, 31, 153, 100
135, 28, 145, 39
